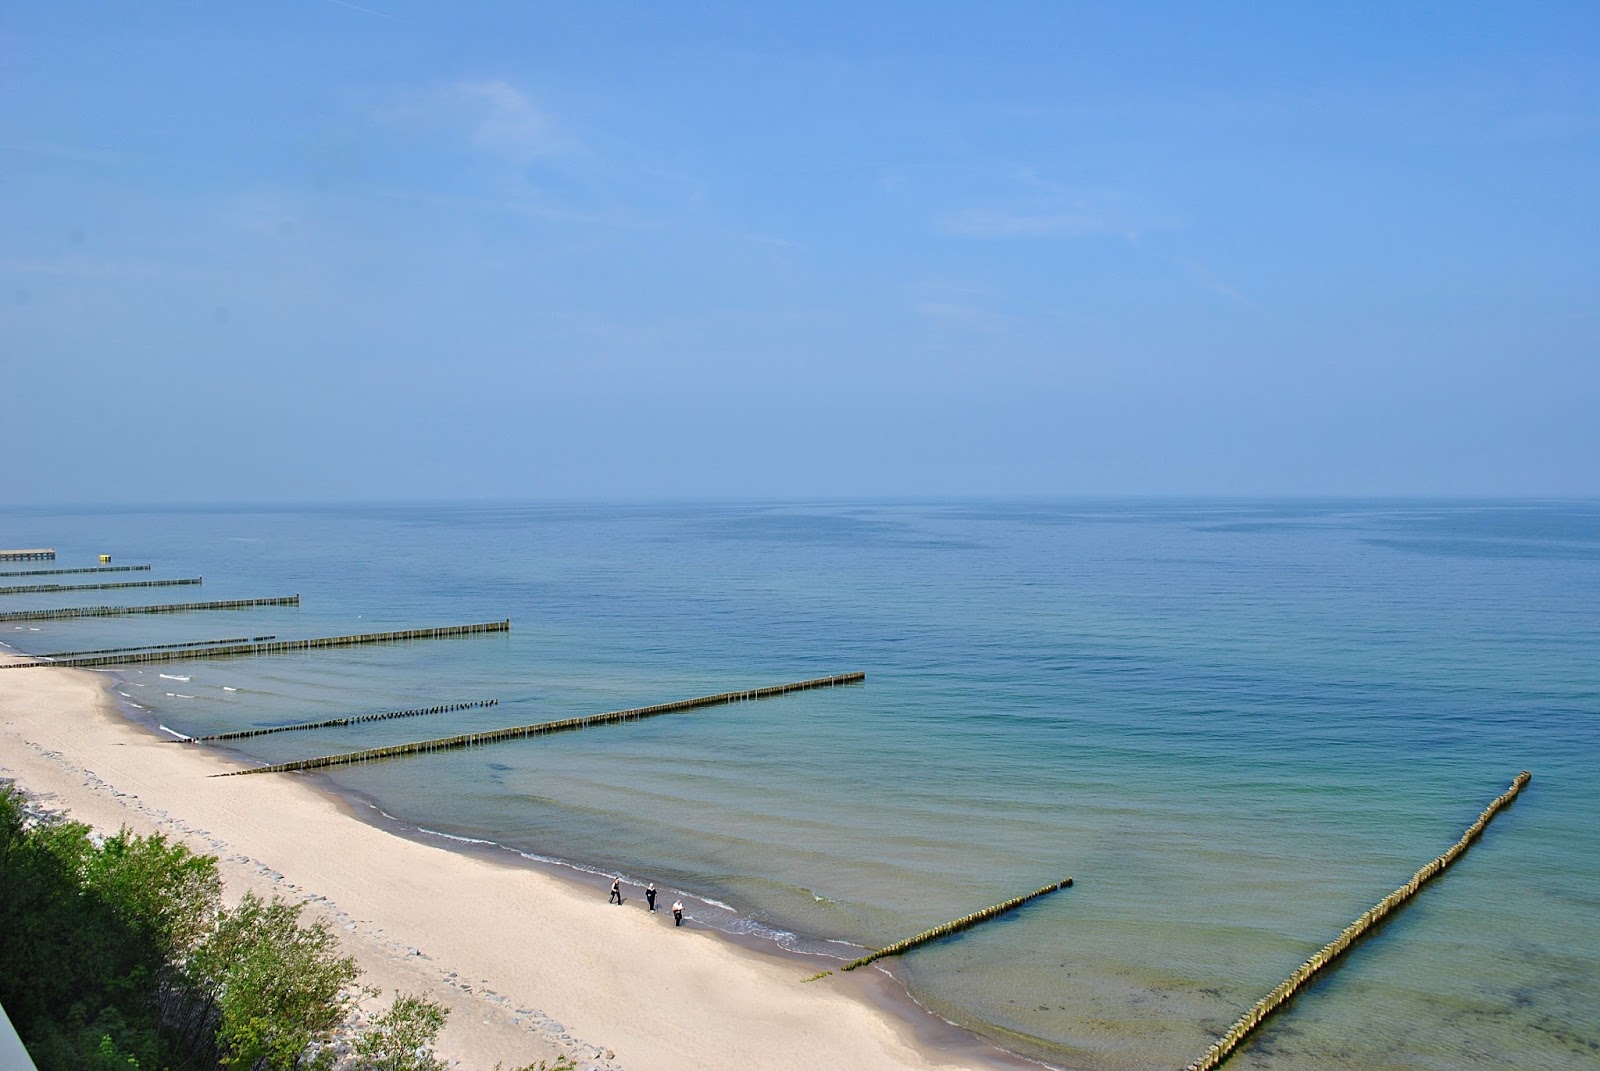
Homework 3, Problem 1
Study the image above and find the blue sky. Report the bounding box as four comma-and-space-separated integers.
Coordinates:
2, 2, 1596, 502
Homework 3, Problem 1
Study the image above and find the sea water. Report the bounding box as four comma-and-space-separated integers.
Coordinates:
1, 501, 1595, 1071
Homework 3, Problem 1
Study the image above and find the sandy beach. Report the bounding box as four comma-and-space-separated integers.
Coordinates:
0, 653, 1007, 1071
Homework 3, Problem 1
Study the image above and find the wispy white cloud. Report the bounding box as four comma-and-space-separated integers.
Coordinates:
914, 299, 1016, 332
1171, 256, 1257, 309
939, 174, 1177, 240
910, 281, 1018, 333
452, 80, 554, 158
320, 0, 391, 18
366, 77, 718, 232
360, 184, 661, 229
377, 78, 566, 162
941, 208, 1112, 238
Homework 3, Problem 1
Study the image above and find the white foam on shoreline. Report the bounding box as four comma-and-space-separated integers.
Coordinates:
414, 824, 499, 847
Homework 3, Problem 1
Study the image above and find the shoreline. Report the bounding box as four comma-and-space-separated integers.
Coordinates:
0, 652, 1040, 1071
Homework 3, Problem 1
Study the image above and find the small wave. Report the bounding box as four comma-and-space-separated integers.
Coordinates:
416, 826, 499, 847
222, 686, 238, 692
118, 691, 132, 698
518, 850, 614, 878
165, 693, 197, 699
159, 674, 191, 681
158, 725, 192, 741
721, 915, 801, 945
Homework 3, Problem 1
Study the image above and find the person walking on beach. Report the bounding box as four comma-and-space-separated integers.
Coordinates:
645, 882, 657, 912
609, 878, 622, 905
672, 899, 684, 927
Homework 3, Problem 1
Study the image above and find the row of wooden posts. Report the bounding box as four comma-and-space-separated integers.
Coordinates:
0, 563, 151, 578
185, 698, 501, 743
1, 545, 1532, 1067
3, 620, 511, 669
0, 595, 300, 624
1180, 771, 1532, 1071
840, 878, 1074, 972
0, 575, 201, 596
218, 672, 867, 776
38, 636, 277, 660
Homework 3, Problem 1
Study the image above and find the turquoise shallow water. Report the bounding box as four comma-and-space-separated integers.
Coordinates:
2, 501, 1596, 1070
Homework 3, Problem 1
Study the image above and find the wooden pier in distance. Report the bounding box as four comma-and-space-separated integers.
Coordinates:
2, 620, 510, 670
0, 595, 299, 624
34, 636, 277, 660
0, 564, 151, 578
184, 698, 500, 744
1, 617, 505, 669
1181, 772, 1532, 1071
0, 549, 55, 561
839, 878, 1074, 972
220, 672, 865, 776
0, 576, 201, 596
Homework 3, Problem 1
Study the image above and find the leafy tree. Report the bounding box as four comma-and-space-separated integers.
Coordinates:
197, 892, 359, 1070
350, 993, 448, 1071
2, 786, 463, 1071
84, 826, 222, 962
0, 785, 196, 1071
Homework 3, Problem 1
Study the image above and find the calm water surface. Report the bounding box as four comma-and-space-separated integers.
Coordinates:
2, 501, 1596, 1071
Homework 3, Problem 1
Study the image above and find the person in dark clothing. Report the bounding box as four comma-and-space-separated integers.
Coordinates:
609, 878, 622, 904
672, 899, 684, 926
645, 882, 657, 912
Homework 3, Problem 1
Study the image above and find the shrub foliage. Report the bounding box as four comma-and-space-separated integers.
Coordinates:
0, 783, 450, 1071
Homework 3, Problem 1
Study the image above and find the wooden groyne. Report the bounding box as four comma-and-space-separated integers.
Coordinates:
0, 564, 151, 578
9, 620, 511, 670
220, 672, 864, 776
185, 699, 500, 743
0, 576, 201, 596
0, 549, 55, 561
0, 595, 298, 624
1181, 771, 1532, 1071
839, 878, 1074, 972
36, 636, 277, 660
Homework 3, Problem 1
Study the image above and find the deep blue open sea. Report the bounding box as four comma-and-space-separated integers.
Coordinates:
2, 501, 1596, 1070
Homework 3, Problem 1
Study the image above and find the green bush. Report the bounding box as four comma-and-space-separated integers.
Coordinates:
350, 993, 448, 1071
0, 783, 205, 1071
2, 784, 455, 1071
197, 892, 359, 1070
